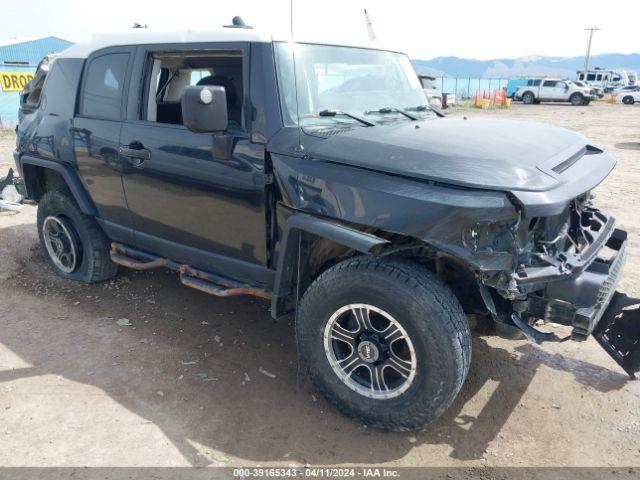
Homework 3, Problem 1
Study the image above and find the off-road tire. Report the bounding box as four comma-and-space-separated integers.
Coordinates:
522, 92, 535, 104
570, 93, 585, 106
37, 190, 118, 283
296, 257, 471, 431
622, 96, 635, 105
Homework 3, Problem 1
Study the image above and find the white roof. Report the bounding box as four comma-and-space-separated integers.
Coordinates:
57, 27, 403, 59
58, 28, 272, 58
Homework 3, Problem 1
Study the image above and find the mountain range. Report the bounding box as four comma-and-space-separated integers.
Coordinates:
411, 53, 640, 78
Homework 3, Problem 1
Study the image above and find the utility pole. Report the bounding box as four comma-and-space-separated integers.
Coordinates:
584, 27, 600, 70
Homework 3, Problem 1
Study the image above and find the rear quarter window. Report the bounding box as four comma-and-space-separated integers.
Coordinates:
80, 53, 129, 120
40, 58, 84, 117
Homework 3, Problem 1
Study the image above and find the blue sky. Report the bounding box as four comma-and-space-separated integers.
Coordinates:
2, 0, 638, 60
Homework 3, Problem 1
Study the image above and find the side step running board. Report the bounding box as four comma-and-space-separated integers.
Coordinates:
179, 273, 269, 298
110, 253, 166, 270
109, 242, 271, 300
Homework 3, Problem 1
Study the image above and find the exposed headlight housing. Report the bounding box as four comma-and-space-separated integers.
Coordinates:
462, 221, 515, 253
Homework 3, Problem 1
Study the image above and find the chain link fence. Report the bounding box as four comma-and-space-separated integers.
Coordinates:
434, 76, 510, 100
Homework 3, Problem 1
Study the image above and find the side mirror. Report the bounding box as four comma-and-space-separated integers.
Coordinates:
181, 85, 228, 133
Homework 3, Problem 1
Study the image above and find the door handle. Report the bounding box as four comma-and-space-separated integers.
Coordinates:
119, 146, 151, 168
119, 147, 151, 160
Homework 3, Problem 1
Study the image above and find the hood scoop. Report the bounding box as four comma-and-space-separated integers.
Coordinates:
552, 145, 602, 174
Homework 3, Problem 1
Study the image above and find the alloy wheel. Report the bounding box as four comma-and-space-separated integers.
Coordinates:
42, 216, 80, 274
323, 304, 417, 400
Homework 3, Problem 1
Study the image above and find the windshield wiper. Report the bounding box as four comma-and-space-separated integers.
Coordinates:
318, 109, 375, 127
364, 107, 418, 121
406, 104, 445, 118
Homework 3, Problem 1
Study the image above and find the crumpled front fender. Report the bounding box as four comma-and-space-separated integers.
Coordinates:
271, 152, 519, 273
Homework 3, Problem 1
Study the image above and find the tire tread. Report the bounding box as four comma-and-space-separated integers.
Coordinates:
297, 256, 471, 431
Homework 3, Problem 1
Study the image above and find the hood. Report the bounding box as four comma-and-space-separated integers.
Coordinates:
301, 118, 598, 193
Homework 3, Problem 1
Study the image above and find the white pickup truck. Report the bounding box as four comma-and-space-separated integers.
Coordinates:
514, 78, 593, 106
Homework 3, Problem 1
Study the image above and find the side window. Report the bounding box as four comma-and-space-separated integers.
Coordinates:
596, 74, 602, 81
542, 80, 557, 87
533, 79, 541, 86
143, 50, 244, 129
527, 80, 533, 86
556, 81, 566, 89
579, 73, 585, 80
81, 53, 129, 120
22, 72, 46, 108
586, 73, 596, 81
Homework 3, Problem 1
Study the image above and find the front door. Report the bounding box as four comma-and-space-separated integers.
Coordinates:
119, 44, 269, 281
555, 81, 570, 100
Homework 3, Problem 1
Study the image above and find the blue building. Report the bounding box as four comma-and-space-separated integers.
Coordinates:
0, 36, 73, 127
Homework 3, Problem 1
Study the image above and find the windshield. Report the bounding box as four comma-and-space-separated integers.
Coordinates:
274, 42, 431, 126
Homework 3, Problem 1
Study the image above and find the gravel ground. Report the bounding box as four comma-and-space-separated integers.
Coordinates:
0, 103, 639, 470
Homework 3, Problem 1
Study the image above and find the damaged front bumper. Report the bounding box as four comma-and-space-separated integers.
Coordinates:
519, 227, 627, 341
486, 208, 639, 378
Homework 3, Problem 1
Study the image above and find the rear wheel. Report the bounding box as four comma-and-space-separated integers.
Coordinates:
570, 93, 585, 106
297, 257, 471, 431
622, 96, 635, 105
522, 92, 535, 104
37, 190, 118, 283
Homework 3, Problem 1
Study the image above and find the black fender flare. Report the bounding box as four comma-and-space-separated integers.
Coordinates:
270, 212, 389, 318
18, 155, 98, 216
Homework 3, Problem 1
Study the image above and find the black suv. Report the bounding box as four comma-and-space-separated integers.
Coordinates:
13, 24, 637, 430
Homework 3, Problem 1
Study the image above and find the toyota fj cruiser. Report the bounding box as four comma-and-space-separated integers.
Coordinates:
14, 19, 639, 430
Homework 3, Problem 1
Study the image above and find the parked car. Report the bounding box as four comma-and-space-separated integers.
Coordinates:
572, 80, 604, 98
418, 74, 442, 109
13, 20, 637, 430
616, 89, 640, 104
613, 85, 640, 96
514, 78, 593, 105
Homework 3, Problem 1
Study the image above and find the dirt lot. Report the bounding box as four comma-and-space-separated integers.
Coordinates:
0, 103, 639, 469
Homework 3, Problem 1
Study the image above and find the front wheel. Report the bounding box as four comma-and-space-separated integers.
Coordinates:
522, 92, 535, 104
297, 257, 471, 431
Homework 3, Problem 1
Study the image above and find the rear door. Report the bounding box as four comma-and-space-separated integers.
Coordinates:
118, 43, 270, 284
74, 47, 135, 240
